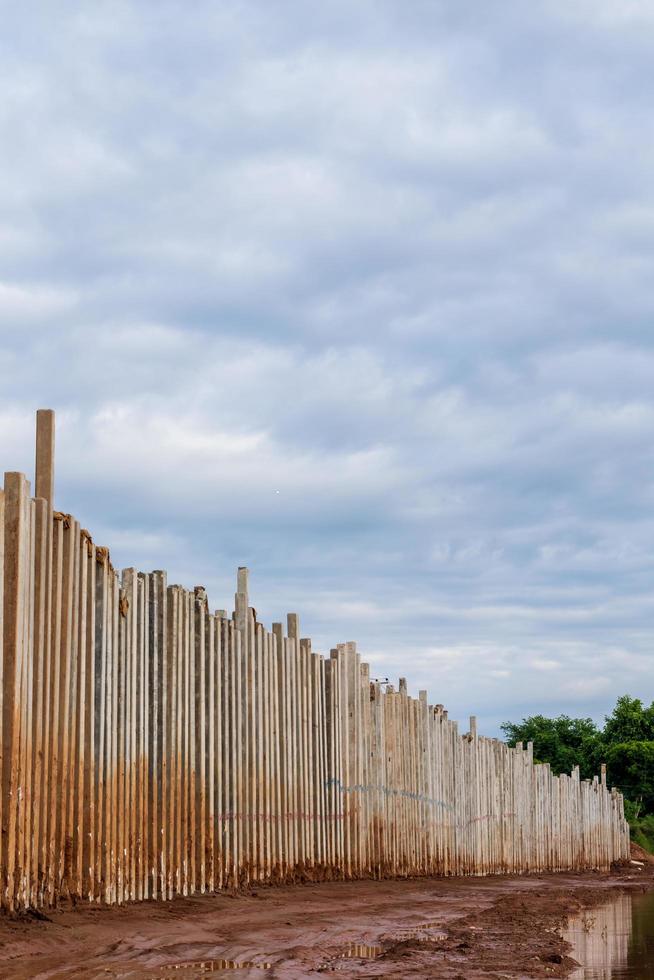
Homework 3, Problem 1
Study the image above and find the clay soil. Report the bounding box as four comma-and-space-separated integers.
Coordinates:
1, 859, 653, 980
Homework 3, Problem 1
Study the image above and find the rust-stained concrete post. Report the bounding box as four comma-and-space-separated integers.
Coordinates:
2, 471, 30, 909
35, 410, 55, 509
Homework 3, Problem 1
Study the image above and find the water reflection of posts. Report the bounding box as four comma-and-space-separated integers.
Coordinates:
564, 893, 632, 980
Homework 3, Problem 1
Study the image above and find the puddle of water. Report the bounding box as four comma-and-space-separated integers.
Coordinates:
386, 923, 447, 942
564, 889, 654, 979
342, 944, 383, 959
44, 959, 274, 979
162, 961, 272, 973
340, 924, 447, 964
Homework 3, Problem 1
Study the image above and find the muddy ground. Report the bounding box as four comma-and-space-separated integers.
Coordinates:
1, 856, 653, 980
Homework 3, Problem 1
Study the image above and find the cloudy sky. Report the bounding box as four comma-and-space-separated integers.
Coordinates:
2, 1, 653, 735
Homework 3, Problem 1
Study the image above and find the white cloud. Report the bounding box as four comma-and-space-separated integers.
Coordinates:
0, 283, 77, 321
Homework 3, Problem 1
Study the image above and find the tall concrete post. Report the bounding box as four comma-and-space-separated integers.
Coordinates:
235, 566, 249, 635
35, 410, 55, 509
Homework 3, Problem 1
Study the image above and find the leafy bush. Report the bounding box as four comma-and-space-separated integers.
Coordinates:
631, 814, 654, 854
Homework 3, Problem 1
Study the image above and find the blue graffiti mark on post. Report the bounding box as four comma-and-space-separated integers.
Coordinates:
324, 777, 455, 812
324, 779, 517, 829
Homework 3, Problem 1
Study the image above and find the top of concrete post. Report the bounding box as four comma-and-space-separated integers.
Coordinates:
237, 566, 249, 596
287, 613, 299, 639
35, 409, 55, 508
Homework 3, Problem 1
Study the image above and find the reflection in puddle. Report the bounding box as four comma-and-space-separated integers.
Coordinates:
564, 894, 632, 979
386, 923, 447, 942
162, 960, 272, 973
564, 890, 654, 979
342, 944, 383, 959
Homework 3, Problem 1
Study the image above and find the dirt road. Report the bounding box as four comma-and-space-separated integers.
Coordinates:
1, 862, 653, 979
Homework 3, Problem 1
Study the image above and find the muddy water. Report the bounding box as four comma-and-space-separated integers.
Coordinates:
161, 962, 272, 973
565, 890, 654, 979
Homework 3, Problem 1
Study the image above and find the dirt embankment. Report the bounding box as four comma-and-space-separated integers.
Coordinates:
0, 858, 652, 979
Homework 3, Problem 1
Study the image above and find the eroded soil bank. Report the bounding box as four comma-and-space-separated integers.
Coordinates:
1, 859, 653, 979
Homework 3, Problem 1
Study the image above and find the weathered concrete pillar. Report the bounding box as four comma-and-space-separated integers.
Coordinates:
235, 567, 249, 635
237, 566, 249, 597
2, 471, 31, 909
35, 410, 55, 509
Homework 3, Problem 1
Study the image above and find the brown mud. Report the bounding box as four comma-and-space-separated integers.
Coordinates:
1, 859, 653, 979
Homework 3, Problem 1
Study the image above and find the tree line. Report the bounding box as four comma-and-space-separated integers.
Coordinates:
502, 695, 654, 853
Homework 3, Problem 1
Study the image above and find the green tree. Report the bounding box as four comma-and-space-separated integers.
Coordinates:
604, 741, 654, 816
602, 695, 654, 744
500, 714, 600, 780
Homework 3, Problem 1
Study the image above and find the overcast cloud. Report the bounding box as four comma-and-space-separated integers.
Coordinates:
2, 0, 654, 735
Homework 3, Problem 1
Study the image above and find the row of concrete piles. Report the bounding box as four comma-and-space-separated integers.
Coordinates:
0, 411, 630, 910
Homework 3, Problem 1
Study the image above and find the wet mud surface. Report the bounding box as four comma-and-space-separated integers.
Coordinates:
1, 862, 653, 979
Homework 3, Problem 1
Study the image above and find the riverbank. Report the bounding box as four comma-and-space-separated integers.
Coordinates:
1, 859, 653, 979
